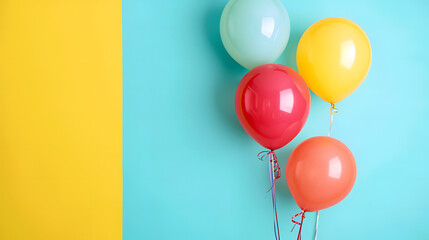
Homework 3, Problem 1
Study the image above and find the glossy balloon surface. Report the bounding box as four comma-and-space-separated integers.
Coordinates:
296, 17, 371, 103
286, 136, 356, 212
220, 0, 290, 69
235, 64, 310, 150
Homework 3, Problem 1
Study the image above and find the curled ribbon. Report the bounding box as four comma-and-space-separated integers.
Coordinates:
257, 151, 280, 180
291, 211, 306, 240
257, 150, 281, 240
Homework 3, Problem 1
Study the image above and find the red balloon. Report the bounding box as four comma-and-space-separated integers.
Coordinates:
235, 64, 310, 150
286, 136, 357, 212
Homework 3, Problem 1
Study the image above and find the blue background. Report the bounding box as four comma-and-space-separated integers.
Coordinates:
123, 0, 429, 239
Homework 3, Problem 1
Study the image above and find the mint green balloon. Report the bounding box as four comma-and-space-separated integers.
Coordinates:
220, 0, 290, 69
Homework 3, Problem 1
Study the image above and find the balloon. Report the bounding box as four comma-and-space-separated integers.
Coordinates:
296, 17, 372, 103
286, 136, 356, 212
235, 64, 311, 150
220, 0, 290, 69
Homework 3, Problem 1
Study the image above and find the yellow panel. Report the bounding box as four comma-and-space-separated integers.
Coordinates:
0, 1, 122, 239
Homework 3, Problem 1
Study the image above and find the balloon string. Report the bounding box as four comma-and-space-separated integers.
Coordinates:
269, 153, 280, 240
316, 103, 338, 240
291, 211, 306, 240
258, 151, 281, 240
314, 210, 319, 240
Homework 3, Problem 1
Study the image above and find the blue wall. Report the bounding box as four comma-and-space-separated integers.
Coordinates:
123, 0, 429, 239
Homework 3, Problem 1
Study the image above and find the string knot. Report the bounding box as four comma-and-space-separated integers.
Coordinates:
291, 211, 305, 227
331, 103, 339, 113
329, 103, 339, 136
257, 151, 280, 180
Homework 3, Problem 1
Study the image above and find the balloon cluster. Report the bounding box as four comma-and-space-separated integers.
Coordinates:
220, 0, 371, 239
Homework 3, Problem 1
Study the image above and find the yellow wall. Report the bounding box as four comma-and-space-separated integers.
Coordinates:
0, 1, 122, 239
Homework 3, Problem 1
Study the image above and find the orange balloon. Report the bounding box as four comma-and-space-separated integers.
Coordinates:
286, 136, 356, 212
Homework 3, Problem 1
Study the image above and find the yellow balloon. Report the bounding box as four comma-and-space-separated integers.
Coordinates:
296, 17, 372, 103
